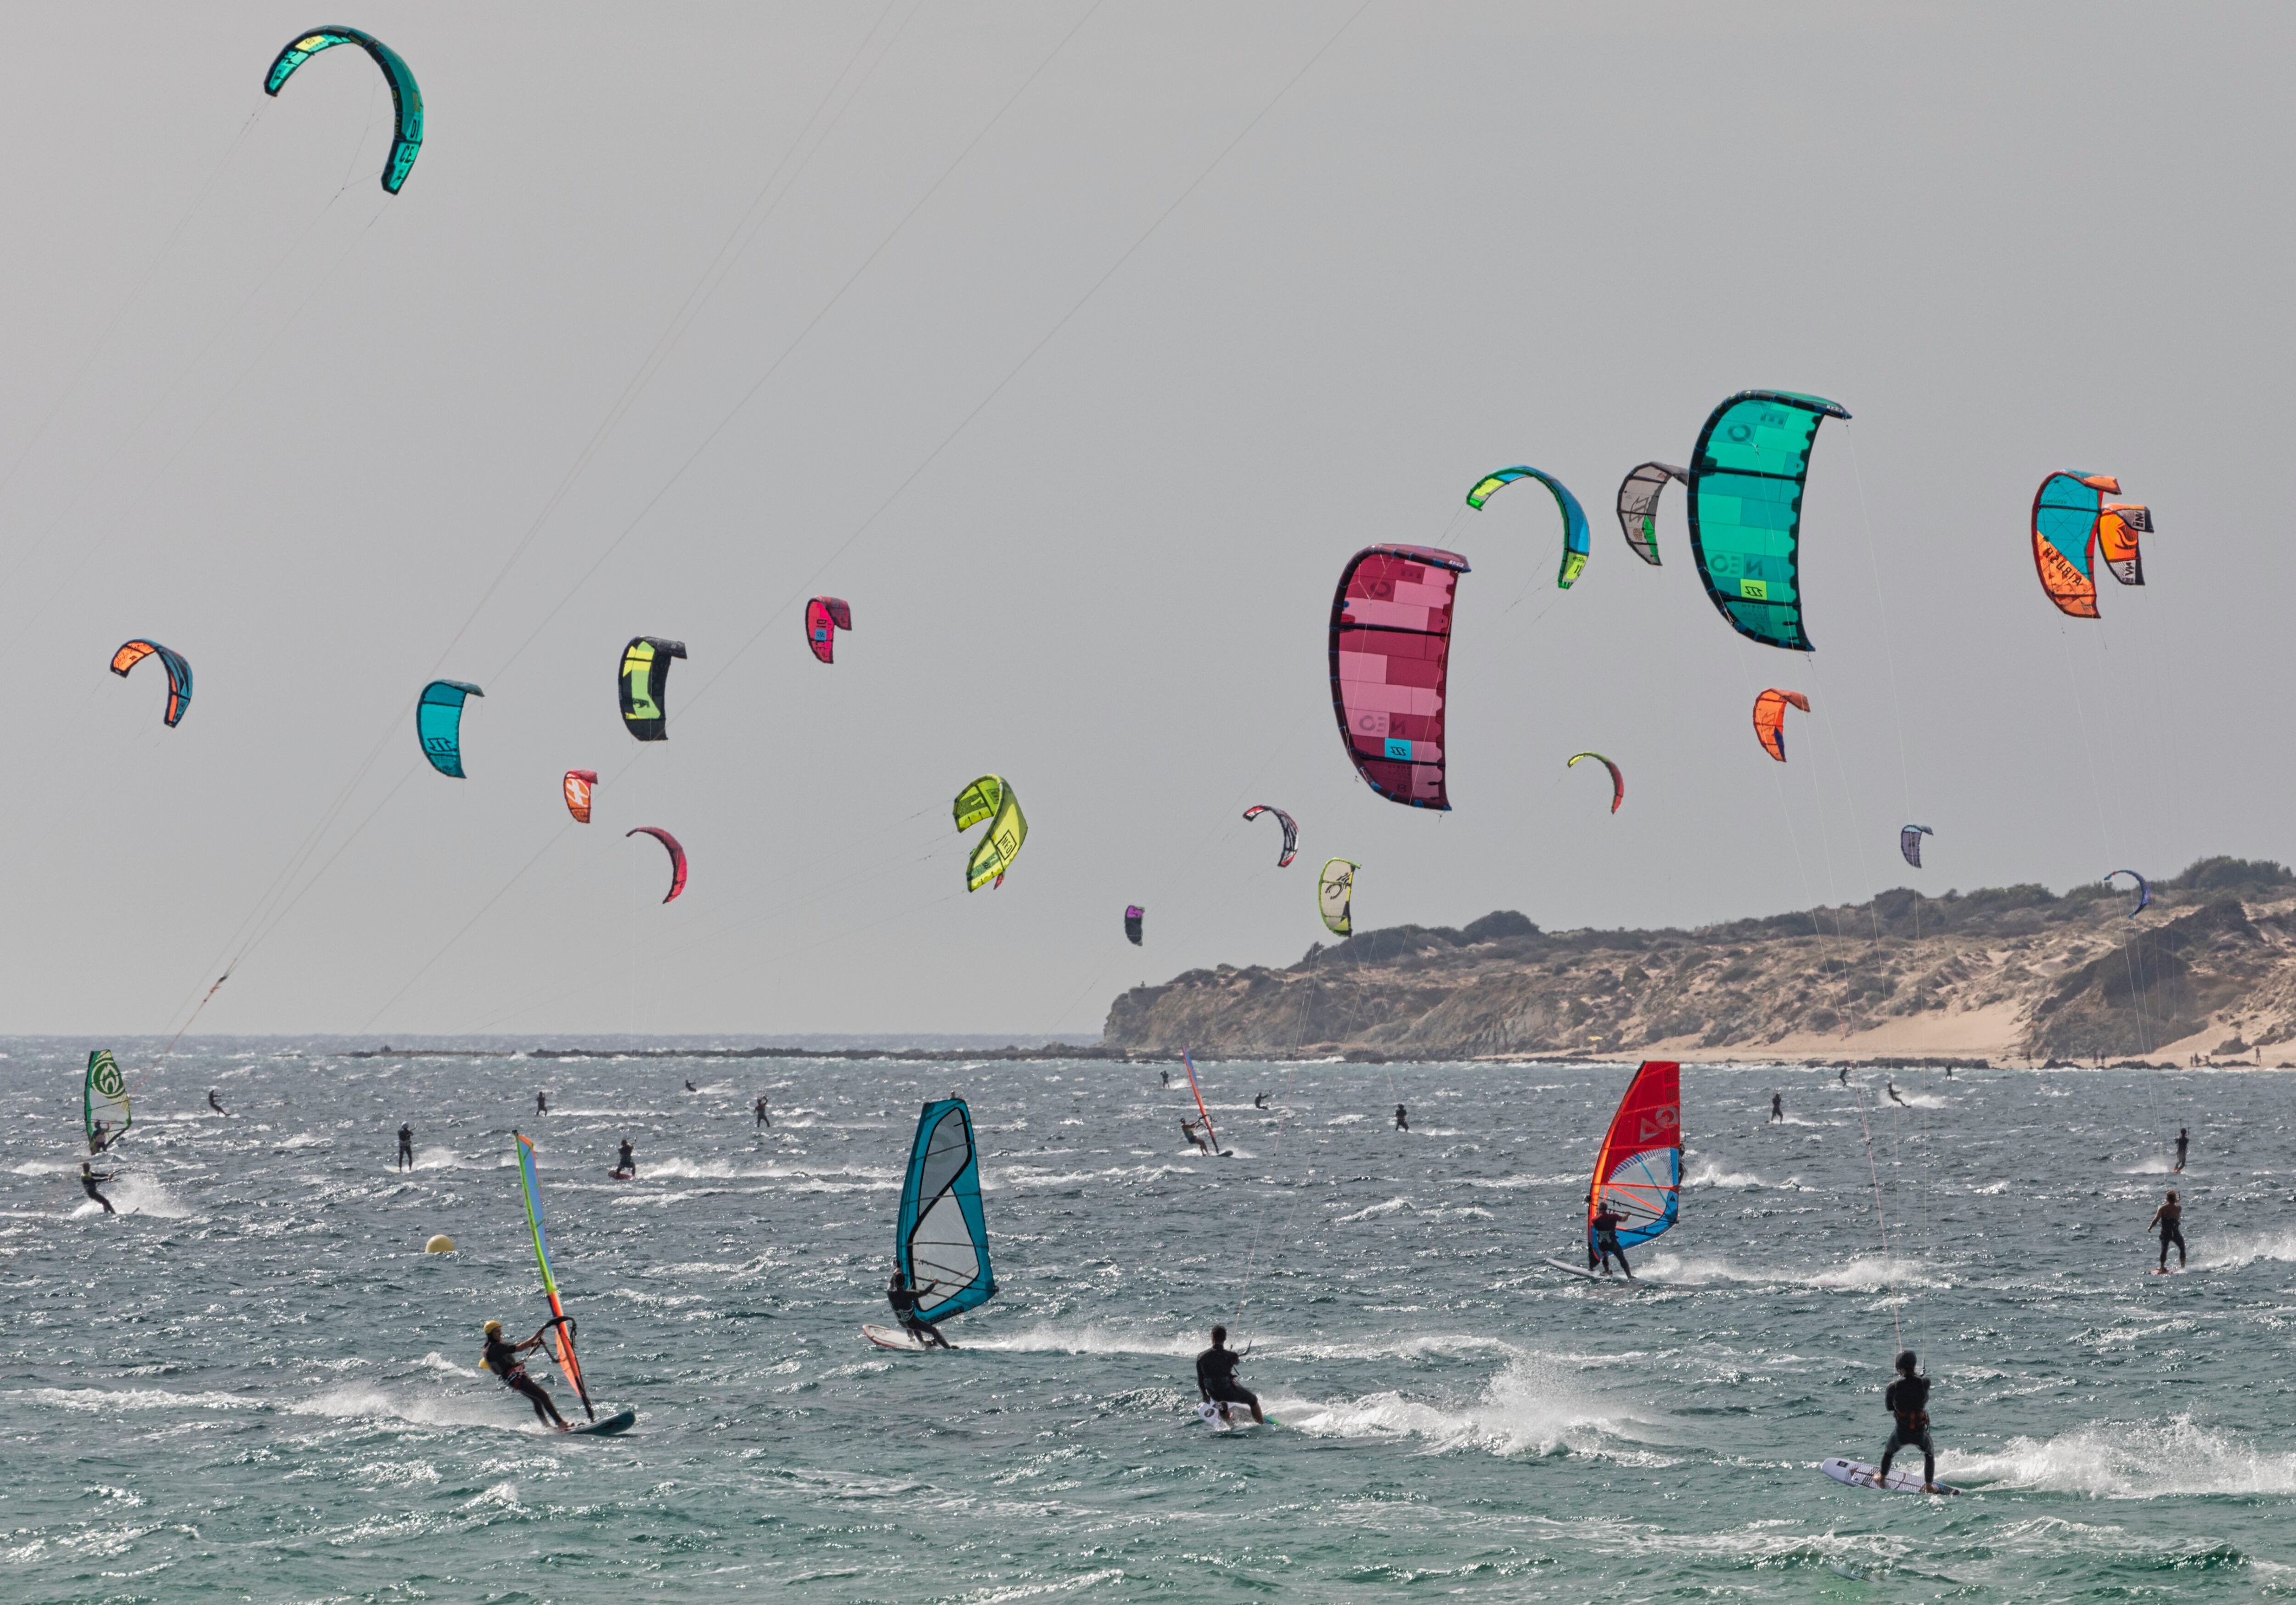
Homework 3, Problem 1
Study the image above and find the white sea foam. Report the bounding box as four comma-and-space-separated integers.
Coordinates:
1683, 1159, 1773, 1188
2196, 1229, 2296, 1271
1950, 1416, 2296, 1498
1637, 1252, 1943, 1291
1278, 1355, 1664, 1461
1337, 1196, 1413, 1222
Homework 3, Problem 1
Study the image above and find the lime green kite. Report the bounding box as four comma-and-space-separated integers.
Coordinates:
954, 775, 1027, 891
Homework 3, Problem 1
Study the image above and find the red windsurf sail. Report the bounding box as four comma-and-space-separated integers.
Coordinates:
1585, 1060, 1681, 1258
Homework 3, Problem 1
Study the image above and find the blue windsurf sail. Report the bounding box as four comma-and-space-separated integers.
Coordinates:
895, 1099, 996, 1323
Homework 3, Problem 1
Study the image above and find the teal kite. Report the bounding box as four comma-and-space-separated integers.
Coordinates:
417, 680, 483, 777
1686, 391, 1848, 651
264, 28, 425, 194
1466, 466, 1593, 588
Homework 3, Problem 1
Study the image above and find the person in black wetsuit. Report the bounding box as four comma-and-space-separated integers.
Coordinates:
1769, 1092, 1784, 1122
887, 1271, 952, 1348
396, 1123, 414, 1171
1196, 1324, 1263, 1424
79, 1163, 116, 1215
208, 1090, 227, 1115
1395, 1104, 1409, 1132
2174, 1127, 2189, 1173
1874, 1349, 1937, 1492
1254, 1092, 1269, 1110
481, 1319, 569, 1429
683, 1080, 697, 1093
611, 1138, 635, 1179
1886, 1080, 1908, 1107
1838, 1065, 1850, 1086
1160, 1070, 1170, 1086
1587, 1195, 1634, 1278
754, 1095, 771, 1129
2150, 1189, 2186, 1271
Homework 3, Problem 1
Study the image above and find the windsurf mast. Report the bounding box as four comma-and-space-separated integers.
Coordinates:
1181, 1051, 1223, 1155
896, 1099, 997, 1323
1586, 1061, 1681, 1259
513, 1131, 595, 1421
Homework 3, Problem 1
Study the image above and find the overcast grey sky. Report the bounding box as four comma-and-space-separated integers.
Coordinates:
1, 2, 2287, 1039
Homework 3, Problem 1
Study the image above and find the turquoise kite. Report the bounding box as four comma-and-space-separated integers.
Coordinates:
416, 680, 483, 777
1686, 391, 1849, 651
1466, 466, 1593, 588
264, 28, 425, 194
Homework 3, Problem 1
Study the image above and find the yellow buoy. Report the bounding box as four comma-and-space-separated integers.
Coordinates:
425, 1234, 455, 1254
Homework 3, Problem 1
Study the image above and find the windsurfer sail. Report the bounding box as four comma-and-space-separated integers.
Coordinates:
1181, 1051, 1224, 1156
84, 1050, 131, 1154
1584, 1060, 1682, 1269
512, 1131, 595, 1423
895, 1099, 997, 1329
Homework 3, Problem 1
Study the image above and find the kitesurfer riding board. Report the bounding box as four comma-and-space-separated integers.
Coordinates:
1820, 1457, 1960, 1495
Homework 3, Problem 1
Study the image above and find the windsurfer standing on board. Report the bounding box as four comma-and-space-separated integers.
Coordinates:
1871, 1350, 1938, 1493
1180, 1120, 1210, 1155
1196, 1325, 1264, 1424
1586, 1193, 1635, 1278
888, 1271, 953, 1348
481, 1319, 570, 1430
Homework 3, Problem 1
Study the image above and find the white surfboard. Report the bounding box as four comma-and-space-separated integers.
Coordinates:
1822, 1456, 1960, 1495
1541, 1255, 1648, 1285
1198, 1400, 1272, 1431
861, 1322, 954, 1352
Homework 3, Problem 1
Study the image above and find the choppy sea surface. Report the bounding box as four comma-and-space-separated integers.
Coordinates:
2, 1038, 2292, 1601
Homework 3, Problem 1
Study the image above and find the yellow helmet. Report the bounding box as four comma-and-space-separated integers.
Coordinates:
483, 1319, 502, 1336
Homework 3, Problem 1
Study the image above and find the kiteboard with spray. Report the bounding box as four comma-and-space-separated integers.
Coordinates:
510, 1132, 635, 1435
862, 1099, 997, 1351
1544, 1060, 1679, 1283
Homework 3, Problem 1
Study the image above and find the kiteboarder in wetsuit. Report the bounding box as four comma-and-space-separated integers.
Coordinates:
1874, 1349, 1937, 1492
535, 1091, 548, 1115
888, 1271, 953, 1348
1159, 1070, 1170, 1086
754, 1095, 771, 1129
1769, 1092, 1784, 1122
1839, 1066, 1850, 1086
1395, 1104, 1409, 1132
1196, 1324, 1263, 1424
1886, 1080, 1908, 1107
79, 1162, 116, 1215
1588, 1198, 1634, 1278
2150, 1189, 2186, 1271
396, 1123, 414, 1171
208, 1090, 227, 1115
683, 1080, 697, 1093
2174, 1127, 2189, 1173
481, 1319, 569, 1430
611, 1139, 635, 1180
1254, 1092, 1269, 1109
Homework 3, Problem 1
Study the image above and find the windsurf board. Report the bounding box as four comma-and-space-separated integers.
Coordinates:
566, 1408, 636, 1436
1541, 1255, 1647, 1284
861, 1322, 952, 1352
1821, 1456, 1959, 1495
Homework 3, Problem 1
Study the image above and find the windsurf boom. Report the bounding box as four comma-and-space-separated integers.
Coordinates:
896, 1100, 996, 1325
514, 1132, 596, 1422
1586, 1060, 1682, 1261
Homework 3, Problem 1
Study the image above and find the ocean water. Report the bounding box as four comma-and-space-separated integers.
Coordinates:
3, 1040, 2292, 1601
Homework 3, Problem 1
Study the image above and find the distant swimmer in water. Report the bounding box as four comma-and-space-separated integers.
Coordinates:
1873, 1349, 1938, 1493
2174, 1127, 2189, 1173
481, 1319, 569, 1430
1196, 1324, 1263, 1425
79, 1162, 116, 1215
1769, 1092, 1784, 1122
1180, 1120, 1210, 1155
1588, 1197, 1634, 1278
208, 1090, 227, 1115
611, 1138, 635, 1180
887, 1270, 953, 1349
535, 1091, 548, 1115
1395, 1104, 1409, 1132
755, 1095, 771, 1129
2150, 1189, 2186, 1271
1886, 1080, 1908, 1107
1255, 1092, 1269, 1110
396, 1122, 414, 1171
